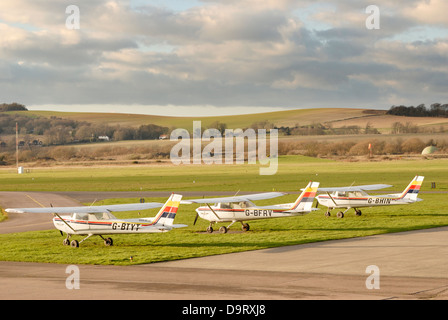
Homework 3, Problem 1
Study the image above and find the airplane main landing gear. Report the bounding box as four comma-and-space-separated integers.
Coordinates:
61, 234, 113, 247
101, 236, 113, 246
325, 207, 355, 218
62, 234, 76, 246
205, 221, 251, 233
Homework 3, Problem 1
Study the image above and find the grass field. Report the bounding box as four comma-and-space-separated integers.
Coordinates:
0, 155, 447, 192
0, 156, 447, 265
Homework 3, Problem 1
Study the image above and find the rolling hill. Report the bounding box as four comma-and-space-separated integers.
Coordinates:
12, 107, 448, 133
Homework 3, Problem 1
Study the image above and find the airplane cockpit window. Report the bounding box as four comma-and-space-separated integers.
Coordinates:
231, 203, 241, 209
88, 213, 107, 221
89, 212, 117, 220
238, 201, 252, 208
72, 213, 88, 220
219, 203, 231, 209
72, 212, 116, 220
350, 191, 365, 197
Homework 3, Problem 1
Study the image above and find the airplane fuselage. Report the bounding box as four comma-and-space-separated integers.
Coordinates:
196, 205, 309, 223
316, 194, 412, 209
53, 216, 172, 235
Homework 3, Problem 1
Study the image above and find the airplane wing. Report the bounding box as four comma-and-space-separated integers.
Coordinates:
181, 192, 287, 204
5, 202, 165, 214
313, 184, 392, 192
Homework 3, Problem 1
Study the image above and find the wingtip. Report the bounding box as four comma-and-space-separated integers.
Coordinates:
5, 209, 24, 214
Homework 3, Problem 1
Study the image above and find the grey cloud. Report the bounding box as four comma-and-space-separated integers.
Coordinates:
1, 0, 447, 111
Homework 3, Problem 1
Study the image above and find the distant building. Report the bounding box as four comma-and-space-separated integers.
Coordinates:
159, 134, 168, 140
98, 136, 110, 141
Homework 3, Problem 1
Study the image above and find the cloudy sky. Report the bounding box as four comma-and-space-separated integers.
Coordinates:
0, 0, 447, 116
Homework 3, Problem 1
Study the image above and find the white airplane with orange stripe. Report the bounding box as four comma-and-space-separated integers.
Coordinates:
182, 181, 320, 233
316, 176, 424, 218
6, 194, 185, 247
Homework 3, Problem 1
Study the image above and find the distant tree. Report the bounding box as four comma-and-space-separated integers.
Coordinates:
44, 126, 73, 145
137, 124, 169, 140
208, 121, 227, 135
74, 125, 95, 142
0, 103, 27, 112
364, 122, 380, 134
401, 138, 426, 153
113, 127, 136, 141
387, 103, 447, 117
250, 120, 274, 130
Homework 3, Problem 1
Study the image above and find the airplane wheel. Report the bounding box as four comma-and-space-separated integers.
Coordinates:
325, 211, 331, 217
70, 240, 79, 248
337, 211, 344, 219
104, 238, 113, 246
242, 223, 250, 232
219, 226, 228, 234
355, 210, 362, 216
63, 239, 70, 246
206, 226, 213, 233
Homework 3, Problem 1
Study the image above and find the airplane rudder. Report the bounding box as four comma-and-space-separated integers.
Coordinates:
402, 176, 424, 199
293, 181, 318, 210
161, 194, 183, 226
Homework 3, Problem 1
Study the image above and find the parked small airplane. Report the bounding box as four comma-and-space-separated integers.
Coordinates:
315, 176, 424, 218
181, 181, 320, 233
6, 193, 185, 247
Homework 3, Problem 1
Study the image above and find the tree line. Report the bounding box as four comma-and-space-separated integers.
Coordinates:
0, 112, 169, 147
387, 103, 448, 117
0, 103, 28, 112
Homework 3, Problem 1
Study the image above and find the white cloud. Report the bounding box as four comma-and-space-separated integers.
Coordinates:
403, 0, 448, 26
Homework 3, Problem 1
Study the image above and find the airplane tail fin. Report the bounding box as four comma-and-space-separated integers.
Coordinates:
152, 194, 182, 226
398, 176, 424, 201
290, 181, 319, 212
